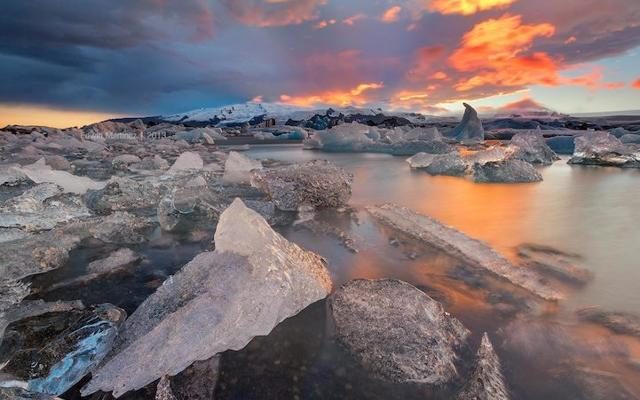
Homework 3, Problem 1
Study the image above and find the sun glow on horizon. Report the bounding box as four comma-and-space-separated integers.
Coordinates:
0, 104, 124, 129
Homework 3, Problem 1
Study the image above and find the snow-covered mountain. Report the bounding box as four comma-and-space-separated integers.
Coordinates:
161, 102, 416, 125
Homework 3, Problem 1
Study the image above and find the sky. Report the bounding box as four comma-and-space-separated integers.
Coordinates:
1, 0, 640, 127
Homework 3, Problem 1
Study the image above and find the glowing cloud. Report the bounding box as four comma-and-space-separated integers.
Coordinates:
343, 13, 367, 25
222, 0, 327, 27
633, 79, 640, 89
381, 6, 402, 23
279, 82, 383, 107
406, 46, 446, 82
429, 0, 518, 15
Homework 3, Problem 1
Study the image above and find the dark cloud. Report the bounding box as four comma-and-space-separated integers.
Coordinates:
0, 0, 639, 116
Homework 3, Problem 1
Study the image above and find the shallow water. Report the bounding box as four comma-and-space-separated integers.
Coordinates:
247, 144, 640, 314
28, 144, 640, 399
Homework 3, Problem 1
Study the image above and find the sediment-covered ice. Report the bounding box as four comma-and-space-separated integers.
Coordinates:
367, 204, 561, 300
251, 160, 352, 211
82, 199, 332, 397
472, 160, 543, 183
329, 279, 470, 385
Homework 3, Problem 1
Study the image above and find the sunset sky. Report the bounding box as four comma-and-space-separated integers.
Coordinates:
1, 0, 640, 127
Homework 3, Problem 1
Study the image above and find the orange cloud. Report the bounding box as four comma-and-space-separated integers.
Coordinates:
450, 14, 555, 72
406, 46, 446, 82
431, 71, 448, 80
429, 0, 518, 15
314, 19, 336, 29
279, 82, 384, 107
343, 13, 367, 25
381, 6, 402, 23
222, 0, 327, 28
633, 79, 640, 89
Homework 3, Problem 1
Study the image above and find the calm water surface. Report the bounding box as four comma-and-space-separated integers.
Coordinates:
37, 144, 640, 399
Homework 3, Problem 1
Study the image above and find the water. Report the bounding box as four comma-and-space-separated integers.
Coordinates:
29, 144, 640, 399
248, 144, 640, 314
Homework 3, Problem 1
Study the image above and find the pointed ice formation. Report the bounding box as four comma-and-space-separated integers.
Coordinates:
450, 103, 484, 144
456, 333, 510, 400
82, 199, 332, 398
367, 204, 561, 300
222, 151, 263, 184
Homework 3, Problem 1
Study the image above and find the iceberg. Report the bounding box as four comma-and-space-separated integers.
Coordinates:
449, 103, 484, 144
251, 160, 352, 211
472, 160, 543, 183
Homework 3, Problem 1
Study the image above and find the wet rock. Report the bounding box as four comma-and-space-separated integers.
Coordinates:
407, 152, 469, 176
0, 183, 91, 231
517, 243, 593, 284
251, 160, 352, 211
44, 249, 141, 292
577, 307, 640, 338
545, 136, 575, 155
2, 304, 125, 396
168, 152, 204, 174
85, 176, 165, 214
222, 151, 263, 185
473, 160, 543, 183
449, 103, 484, 144
367, 204, 560, 300
17, 159, 106, 194
0, 387, 62, 399
82, 199, 332, 397
456, 333, 510, 400
329, 279, 470, 385
568, 132, 639, 168
509, 131, 560, 165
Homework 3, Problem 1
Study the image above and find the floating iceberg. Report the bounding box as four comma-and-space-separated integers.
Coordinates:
472, 160, 542, 183
448, 103, 484, 144
568, 131, 639, 168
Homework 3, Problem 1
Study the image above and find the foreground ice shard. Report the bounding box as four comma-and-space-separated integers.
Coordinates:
367, 204, 560, 300
82, 198, 332, 397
